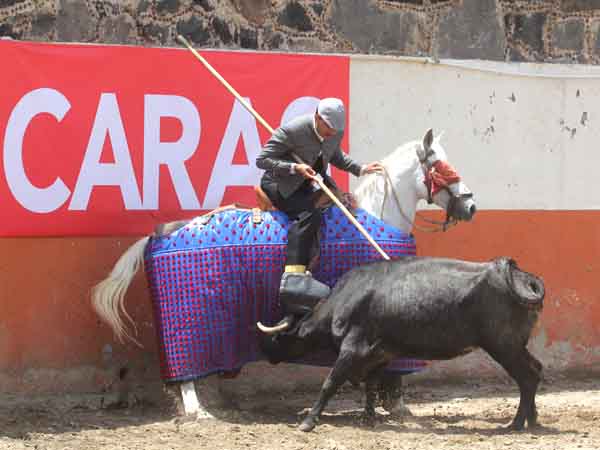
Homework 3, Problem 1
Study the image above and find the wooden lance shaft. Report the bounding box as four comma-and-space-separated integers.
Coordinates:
176, 34, 390, 261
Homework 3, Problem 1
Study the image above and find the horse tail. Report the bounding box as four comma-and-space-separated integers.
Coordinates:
92, 237, 149, 344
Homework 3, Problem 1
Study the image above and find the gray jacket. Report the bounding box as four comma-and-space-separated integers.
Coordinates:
256, 114, 362, 198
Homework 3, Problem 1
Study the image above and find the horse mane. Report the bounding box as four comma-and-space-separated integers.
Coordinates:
354, 140, 421, 200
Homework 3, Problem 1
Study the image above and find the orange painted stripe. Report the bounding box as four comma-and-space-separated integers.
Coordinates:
0, 238, 156, 373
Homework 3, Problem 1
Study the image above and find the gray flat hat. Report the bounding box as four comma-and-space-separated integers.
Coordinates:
317, 97, 345, 131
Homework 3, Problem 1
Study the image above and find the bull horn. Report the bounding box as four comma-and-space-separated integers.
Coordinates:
257, 321, 290, 334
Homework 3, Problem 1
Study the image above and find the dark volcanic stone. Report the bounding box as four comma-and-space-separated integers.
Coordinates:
142, 23, 170, 44
31, 13, 56, 36
310, 3, 323, 16
194, 0, 214, 11
279, 2, 313, 32
0, 0, 24, 7
212, 17, 233, 44
552, 19, 584, 51
387, 0, 423, 4
56, 0, 94, 42
506, 46, 529, 62
561, 0, 600, 12
507, 12, 546, 53
330, 0, 426, 54
177, 16, 210, 45
239, 27, 258, 48
0, 23, 21, 39
436, 0, 505, 60
156, 0, 179, 14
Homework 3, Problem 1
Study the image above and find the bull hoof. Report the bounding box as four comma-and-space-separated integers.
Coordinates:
505, 420, 525, 431
299, 417, 317, 432
359, 412, 377, 428
384, 401, 413, 418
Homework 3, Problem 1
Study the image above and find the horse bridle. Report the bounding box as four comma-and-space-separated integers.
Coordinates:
379, 155, 469, 233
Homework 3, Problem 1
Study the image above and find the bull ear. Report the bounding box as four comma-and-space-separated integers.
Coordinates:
503, 258, 545, 305
423, 128, 434, 151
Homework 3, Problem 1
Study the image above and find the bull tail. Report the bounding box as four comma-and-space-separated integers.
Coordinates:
503, 258, 545, 309
91, 237, 149, 344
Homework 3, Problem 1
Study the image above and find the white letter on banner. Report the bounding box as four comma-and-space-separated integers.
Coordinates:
203, 98, 263, 209
3, 88, 71, 213
70, 93, 142, 210
143, 94, 200, 210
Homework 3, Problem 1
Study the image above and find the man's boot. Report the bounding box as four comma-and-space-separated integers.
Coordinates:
258, 265, 330, 334
277, 265, 330, 331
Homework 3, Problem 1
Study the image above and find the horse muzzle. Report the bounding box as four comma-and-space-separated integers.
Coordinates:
448, 195, 477, 222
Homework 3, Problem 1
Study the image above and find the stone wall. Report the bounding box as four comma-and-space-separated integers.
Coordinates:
2, 1, 600, 63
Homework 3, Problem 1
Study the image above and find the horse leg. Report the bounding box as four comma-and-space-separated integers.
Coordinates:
486, 347, 541, 430
179, 380, 216, 419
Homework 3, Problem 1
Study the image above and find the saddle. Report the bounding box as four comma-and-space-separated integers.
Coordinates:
253, 185, 358, 213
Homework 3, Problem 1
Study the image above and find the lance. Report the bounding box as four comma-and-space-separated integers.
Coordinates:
176, 35, 390, 261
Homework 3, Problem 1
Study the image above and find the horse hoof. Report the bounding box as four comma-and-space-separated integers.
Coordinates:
299, 418, 316, 432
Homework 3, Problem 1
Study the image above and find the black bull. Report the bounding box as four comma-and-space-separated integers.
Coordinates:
260, 256, 545, 432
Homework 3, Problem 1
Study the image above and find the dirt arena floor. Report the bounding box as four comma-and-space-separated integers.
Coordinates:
1, 373, 599, 450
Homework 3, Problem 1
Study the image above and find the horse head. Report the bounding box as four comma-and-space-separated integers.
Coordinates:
417, 128, 477, 224
354, 129, 476, 234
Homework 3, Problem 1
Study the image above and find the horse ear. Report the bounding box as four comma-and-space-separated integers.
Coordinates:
423, 129, 434, 150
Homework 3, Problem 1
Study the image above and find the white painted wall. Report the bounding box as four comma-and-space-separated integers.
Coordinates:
348, 56, 600, 210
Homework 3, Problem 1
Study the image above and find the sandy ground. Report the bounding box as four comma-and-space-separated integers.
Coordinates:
1, 374, 599, 450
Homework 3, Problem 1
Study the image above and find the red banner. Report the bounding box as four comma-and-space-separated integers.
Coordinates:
0, 41, 349, 236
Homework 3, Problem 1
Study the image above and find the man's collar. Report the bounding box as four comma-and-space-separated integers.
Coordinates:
312, 115, 324, 143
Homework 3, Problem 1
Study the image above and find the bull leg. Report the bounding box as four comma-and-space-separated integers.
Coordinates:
527, 352, 543, 375
300, 334, 383, 432
379, 373, 412, 417
361, 368, 385, 427
524, 350, 543, 427
299, 350, 356, 432
486, 347, 541, 430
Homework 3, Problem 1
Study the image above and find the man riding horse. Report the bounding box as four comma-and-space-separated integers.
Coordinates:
256, 98, 384, 333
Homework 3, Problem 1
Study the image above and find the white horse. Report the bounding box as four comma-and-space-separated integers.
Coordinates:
92, 128, 476, 415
